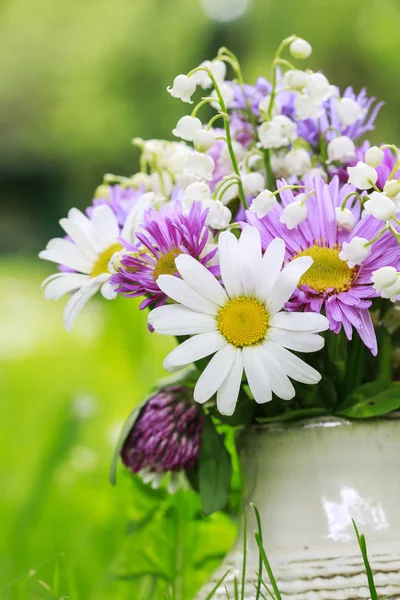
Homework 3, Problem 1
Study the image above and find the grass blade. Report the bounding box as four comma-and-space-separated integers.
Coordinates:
254, 532, 282, 600
352, 520, 379, 600
205, 570, 230, 600
251, 503, 263, 600
240, 509, 247, 600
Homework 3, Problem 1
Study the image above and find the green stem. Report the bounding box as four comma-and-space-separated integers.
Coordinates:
263, 149, 275, 191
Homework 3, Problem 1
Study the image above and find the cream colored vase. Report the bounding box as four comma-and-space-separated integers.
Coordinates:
198, 417, 400, 599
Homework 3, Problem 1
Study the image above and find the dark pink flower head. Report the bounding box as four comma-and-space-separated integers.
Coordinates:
112, 200, 217, 309
247, 175, 400, 355
121, 385, 204, 477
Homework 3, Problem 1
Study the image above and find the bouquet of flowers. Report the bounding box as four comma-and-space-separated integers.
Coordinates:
40, 35, 400, 514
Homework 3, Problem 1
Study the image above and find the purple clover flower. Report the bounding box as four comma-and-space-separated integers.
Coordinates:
121, 386, 204, 478
112, 200, 217, 310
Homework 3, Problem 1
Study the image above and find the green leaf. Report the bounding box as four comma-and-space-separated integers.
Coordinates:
337, 381, 400, 419
327, 330, 347, 378
109, 397, 149, 485
256, 407, 327, 424
198, 416, 232, 515
352, 520, 379, 600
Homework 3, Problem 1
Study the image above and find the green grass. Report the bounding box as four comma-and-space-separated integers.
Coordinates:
0, 260, 236, 600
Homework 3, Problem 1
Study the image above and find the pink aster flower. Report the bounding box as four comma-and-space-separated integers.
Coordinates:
247, 175, 400, 355
112, 201, 217, 309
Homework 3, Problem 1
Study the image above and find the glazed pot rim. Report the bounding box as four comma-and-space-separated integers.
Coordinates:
242, 411, 400, 433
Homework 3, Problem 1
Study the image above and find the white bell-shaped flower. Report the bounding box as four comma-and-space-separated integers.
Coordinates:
365, 146, 384, 168
371, 266, 398, 292
210, 83, 235, 109
258, 115, 298, 149
172, 116, 202, 141
335, 207, 355, 231
250, 190, 277, 218
380, 278, 400, 302
383, 179, 400, 198
284, 148, 311, 176
193, 128, 216, 152
364, 191, 397, 221
190, 60, 226, 89
339, 237, 371, 268
289, 38, 312, 60
185, 153, 215, 180
347, 162, 378, 190
305, 73, 335, 102
202, 199, 232, 229
183, 181, 212, 207
241, 172, 265, 195
295, 94, 323, 120
167, 75, 196, 103
334, 97, 366, 127
281, 69, 308, 90
280, 196, 308, 229
327, 136, 356, 163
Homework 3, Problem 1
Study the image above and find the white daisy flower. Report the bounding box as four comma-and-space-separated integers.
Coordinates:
148, 227, 329, 416
39, 193, 154, 330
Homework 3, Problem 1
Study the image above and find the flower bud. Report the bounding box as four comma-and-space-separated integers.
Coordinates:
185, 153, 215, 180
383, 179, 400, 198
335, 207, 355, 230
281, 69, 308, 90
334, 97, 366, 127
295, 94, 323, 120
305, 73, 335, 102
381, 279, 400, 302
280, 196, 308, 229
121, 386, 204, 486
364, 191, 397, 221
284, 148, 311, 176
289, 38, 312, 60
193, 128, 216, 152
172, 115, 202, 141
183, 181, 212, 204
210, 83, 235, 109
250, 190, 277, 218
347, 162, 378, 190
371, 266, 398, 292
258, 115, 298, 149
241, 172, 265, 195
190, 59, 226, 89
327, 136, 356, 163
167, 74, 196, 103
202, 199, 232, 229
365, 146, 384, 168
339, 237, 371, 268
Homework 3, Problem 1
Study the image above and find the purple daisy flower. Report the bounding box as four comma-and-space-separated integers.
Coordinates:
112, 200, 217, 309
246, 175, 400, 355
121, 385, 204, 489
86, 184, 144, 227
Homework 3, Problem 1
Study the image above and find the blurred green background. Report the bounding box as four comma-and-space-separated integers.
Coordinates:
1, 0, 400, 597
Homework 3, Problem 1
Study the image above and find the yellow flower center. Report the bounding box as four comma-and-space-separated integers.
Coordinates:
217, 297, 269, 348
153, 248, 182, 280
90, 243, 123, 278
295, 244, 357, 294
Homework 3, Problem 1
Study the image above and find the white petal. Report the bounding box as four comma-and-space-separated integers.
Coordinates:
163, 331, 226, 370
255, 238, 286, 300
63, 274, 109, 330
148, 304, 216, 335
39, 238, 92, 273
101, 280, 118, 300
90, 205, 119, 249
268, 328, 325, 353
239, 226, 263, 296
121, 192, 154, 244
270, 311, 329, 333
242, 346, 272, 404
59, 216, 97, 261
261, 344, 296, 400
194, 344, 236, 404
216, 350, 243, 415
42, 272, 89, 301
266, 342, 321, 385
68, 208, 104, 253
156, 275, 217, 315
266, 256, 313, 314
175, 254, 228, 306
218, 231, 242, 298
